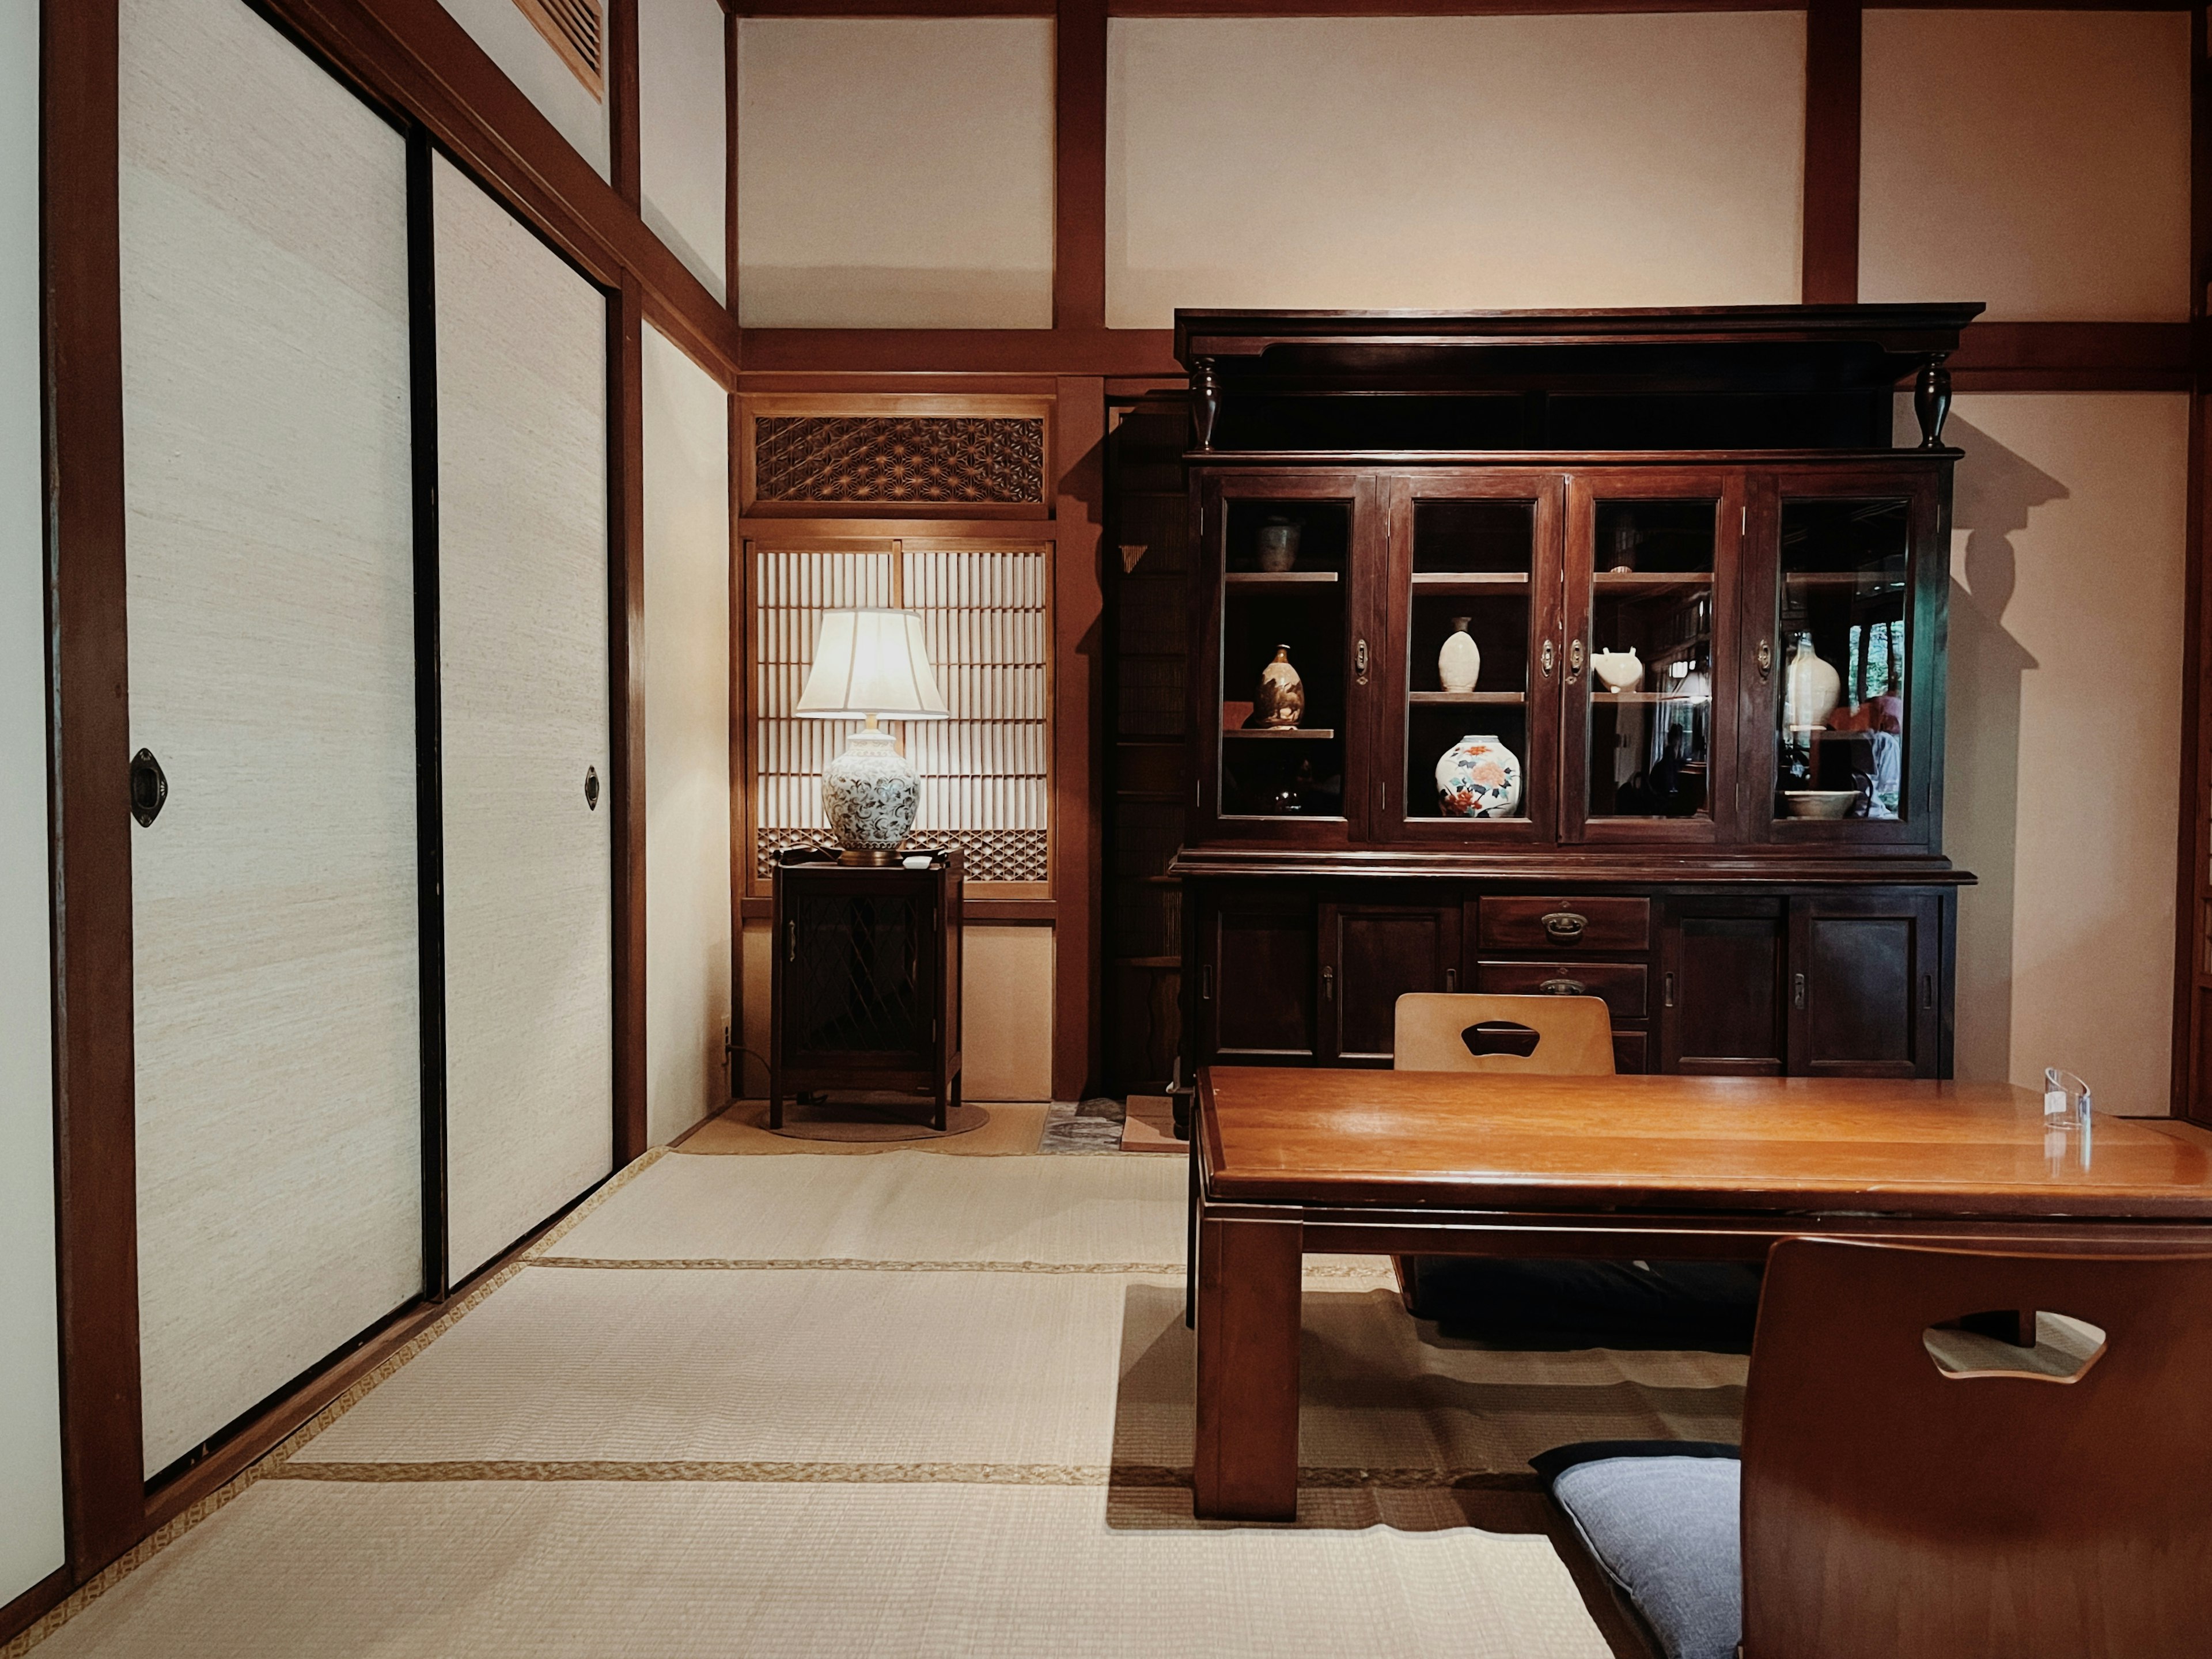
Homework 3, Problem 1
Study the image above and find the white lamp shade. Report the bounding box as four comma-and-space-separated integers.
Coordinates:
795, 609, 950, 719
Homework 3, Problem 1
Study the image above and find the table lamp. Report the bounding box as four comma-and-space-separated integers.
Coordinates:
796, 608, 950, 865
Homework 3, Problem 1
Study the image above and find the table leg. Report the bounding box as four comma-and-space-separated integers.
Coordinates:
1194, 1215, 1301, 1521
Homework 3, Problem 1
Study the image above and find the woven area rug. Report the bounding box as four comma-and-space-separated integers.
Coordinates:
14, 1147, 1725, 1658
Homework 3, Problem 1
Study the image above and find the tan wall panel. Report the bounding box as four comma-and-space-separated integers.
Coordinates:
737, 920, 1054, 1102
1939, 393, 2188, 1112
1862, 11, 2190, 321
122, 0, 423, 1474
963, 925, 1054, 1101
643, 323, 732, 1147
737, 19, 1054, 328
641, 0, 726, 303
1106, 14, 1806, 329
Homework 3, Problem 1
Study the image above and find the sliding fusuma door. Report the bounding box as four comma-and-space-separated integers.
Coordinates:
430, 156, 615, 1278
120, 0, 423, 1475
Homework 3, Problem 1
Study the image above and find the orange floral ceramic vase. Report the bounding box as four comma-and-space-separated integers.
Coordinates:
1434, 734, 1522, 819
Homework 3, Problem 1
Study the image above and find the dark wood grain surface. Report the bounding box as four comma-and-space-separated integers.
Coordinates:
1199, 1068, 2212, 1216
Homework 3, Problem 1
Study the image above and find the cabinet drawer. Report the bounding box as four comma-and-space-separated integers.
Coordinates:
1479, 897, 1650, 952
1476, 959, 1648, 1021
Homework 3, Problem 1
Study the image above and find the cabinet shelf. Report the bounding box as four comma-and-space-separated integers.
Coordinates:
1411, 573, 1529, 589
1225, 570, 1340, 587
1593, 691, 1713, 704
1223, 726, 1338, 739
1408, 691, 1525, 704
1594, 572, 1714, 587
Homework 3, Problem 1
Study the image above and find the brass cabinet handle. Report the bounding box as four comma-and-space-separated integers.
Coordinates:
1757, 639, 1773, 683
1321, 965, 1335, 1001
1567, 639, 1584, 681
1793, 972, 1808, 1010
1541, 639, 1556, 679
1541, 910, 1587, 942
1201, 965, 1213, 1001
1355, 638, 1369, 684
786, 920, 797, 963
1663, 971, 1676, 1009
1444, 967, 1459, 992
1539, 976, 1586, 997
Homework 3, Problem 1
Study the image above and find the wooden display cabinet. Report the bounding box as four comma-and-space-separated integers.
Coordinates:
1172, 305, 1980, 1081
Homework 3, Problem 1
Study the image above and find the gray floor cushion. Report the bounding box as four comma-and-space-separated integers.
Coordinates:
1536, 1442, 1742, 1659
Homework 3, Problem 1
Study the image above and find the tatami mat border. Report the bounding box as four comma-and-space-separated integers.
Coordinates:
266, 1459, 1540, 1492
3, 1148, 672, 1658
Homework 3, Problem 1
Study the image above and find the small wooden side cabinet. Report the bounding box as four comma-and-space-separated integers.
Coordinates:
769, 849, 963, 1130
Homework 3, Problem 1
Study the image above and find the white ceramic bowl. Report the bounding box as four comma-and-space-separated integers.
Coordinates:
1782, 790, 1857, 820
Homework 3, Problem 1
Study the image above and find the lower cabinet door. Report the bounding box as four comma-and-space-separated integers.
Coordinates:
1203, 892, 1318, 1063
1659, 898, 1786, 1074
1319, 902, 1463, 1065
1787, 892, 1942, 1078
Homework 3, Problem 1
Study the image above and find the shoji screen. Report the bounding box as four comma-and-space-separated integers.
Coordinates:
749, 541, 1050, 889
1, 0, 63, 1596
120, 0, 422, 1474
433, 156, 615, 1277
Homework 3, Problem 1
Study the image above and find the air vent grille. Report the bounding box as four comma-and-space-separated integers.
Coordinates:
513, 0, 603, 98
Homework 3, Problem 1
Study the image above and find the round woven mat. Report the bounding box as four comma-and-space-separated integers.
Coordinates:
752, 1098, 989, 1142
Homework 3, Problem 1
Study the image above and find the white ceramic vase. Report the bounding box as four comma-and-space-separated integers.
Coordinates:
821, 724, 919, 854
1434, 734, 1522, 819
1437, 619, 1482, 693
1783, 635, 1841, 730
1590, 646, 1642, 692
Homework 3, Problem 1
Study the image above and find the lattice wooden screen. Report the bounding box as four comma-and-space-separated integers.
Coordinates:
512, 0, 603, 97
749, 540, 1050, 889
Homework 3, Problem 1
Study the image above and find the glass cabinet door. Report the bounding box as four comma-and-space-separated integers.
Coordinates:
1204, 479, 1368, 837
1385, 475, 1561, 840
1760, 476, 1934, 834
1564, 482, 1737, 838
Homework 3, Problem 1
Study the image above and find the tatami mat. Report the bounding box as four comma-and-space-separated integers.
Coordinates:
30, 1482, 1614, 1659
18, 1145, 1747, 1656
288, 1263, 1739, 1478
541, 1143, 1190, 1267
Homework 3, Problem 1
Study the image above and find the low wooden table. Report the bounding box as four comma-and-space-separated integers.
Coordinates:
1192, 1068, 2212, 1521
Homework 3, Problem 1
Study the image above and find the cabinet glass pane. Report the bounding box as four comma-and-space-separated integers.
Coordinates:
1405, 500, 1533, 821
1588, 501, 1717, 820
1775, 498, 1910, 821
1218, 499, 1347, 818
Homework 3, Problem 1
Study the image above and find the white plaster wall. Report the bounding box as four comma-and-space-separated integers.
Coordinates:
643, 323, 731, 1146
1862, 11, 2191, 321
1937, 393, 2190, 1113
0, 0, 67, 1603
440, 0, 610, 179
1107, 14, 1806, 329
640, 0, 726, 303
737, 18, 1054, 328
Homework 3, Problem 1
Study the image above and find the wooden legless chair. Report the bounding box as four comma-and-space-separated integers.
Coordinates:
1538, 1237, 2212, 1659
1392, 993, 1614, 1315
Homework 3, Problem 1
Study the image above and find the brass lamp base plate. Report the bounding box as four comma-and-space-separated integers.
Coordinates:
836, 849, 902, 866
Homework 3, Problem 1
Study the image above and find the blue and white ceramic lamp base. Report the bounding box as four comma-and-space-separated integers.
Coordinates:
822, 725, 921, 862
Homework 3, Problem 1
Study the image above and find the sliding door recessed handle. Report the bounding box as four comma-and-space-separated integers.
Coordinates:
130, 748, 168, 827
585, 766, 600, 809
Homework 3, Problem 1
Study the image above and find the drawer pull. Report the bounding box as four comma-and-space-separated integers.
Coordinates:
1321, 965, 1335, 1002
1539, 976, 1586, 998
1663, 971, 1676, 1009
1541, 911, 1588, 942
